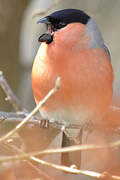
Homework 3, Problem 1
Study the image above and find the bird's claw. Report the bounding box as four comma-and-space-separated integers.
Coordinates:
38, 119, 49, 128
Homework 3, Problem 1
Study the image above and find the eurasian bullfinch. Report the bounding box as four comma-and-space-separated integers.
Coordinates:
32, 9, 113, 167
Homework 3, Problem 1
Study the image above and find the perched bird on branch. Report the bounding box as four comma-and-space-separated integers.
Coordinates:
32, 9, 113, 167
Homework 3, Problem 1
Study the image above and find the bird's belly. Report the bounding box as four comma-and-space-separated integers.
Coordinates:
40, 107, 94, 126
32, 43, 113, 125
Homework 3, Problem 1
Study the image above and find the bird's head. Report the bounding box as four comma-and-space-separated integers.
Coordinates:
37, 9, 90, 44
37, 9, 104, 49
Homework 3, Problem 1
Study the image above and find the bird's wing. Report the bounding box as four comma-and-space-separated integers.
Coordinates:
103, 44, 111, 61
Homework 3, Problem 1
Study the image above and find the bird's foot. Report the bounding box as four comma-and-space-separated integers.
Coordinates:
38, 118, 49, 128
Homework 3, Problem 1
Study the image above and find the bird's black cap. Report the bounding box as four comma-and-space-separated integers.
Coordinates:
37, 9, 90, 26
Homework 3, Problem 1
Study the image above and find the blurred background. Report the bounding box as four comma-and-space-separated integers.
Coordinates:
0, 1, 120, 179
0, 0, 120, 111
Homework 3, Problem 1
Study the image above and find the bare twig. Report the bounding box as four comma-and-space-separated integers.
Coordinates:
0, 145, 102, 163
6, 143, 55, 180
1, 111, 120, 135
0, 71, 27, 112
2, 146, 119, 180
30, 157, 101, 178
0, 77, 61, 144
3, 141, 101, 179
4, 142, 120, 179
0, 111, 83, 129
1, 139, 120, 163
32, 0, 61, 18
30, 158, 120, 180
0, 111, 25, 121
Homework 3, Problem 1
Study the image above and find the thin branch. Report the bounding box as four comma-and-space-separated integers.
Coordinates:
1, 111, 120, 135
30, 158, 111, 179
6, 143, 55, 180
0, 111, 83, 129
0, 112, 25, 121
0, 145, 103, 162
1, 139, 120, 163
0, 71, 27, 112
29, 158, 120, 180
0, 77, 61, 144
4, 142, 120, 179
30, 157, 101, 178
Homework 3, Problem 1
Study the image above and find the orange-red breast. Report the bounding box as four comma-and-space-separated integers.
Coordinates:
32, 9, 113, 166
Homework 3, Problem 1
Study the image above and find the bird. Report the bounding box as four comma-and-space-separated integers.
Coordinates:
32, 9, 114, 167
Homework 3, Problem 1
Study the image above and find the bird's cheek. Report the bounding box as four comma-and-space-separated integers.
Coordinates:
54, 24, 90, 49
55, 28, 75, 42
72, 34, 90, 51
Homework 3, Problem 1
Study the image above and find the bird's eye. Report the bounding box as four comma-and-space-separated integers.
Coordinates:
57, 21, 66, 29
59, 22, 66, 26
47, 17, 66, 31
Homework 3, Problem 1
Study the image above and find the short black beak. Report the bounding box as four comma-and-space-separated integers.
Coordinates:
37, 17, 50, 24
